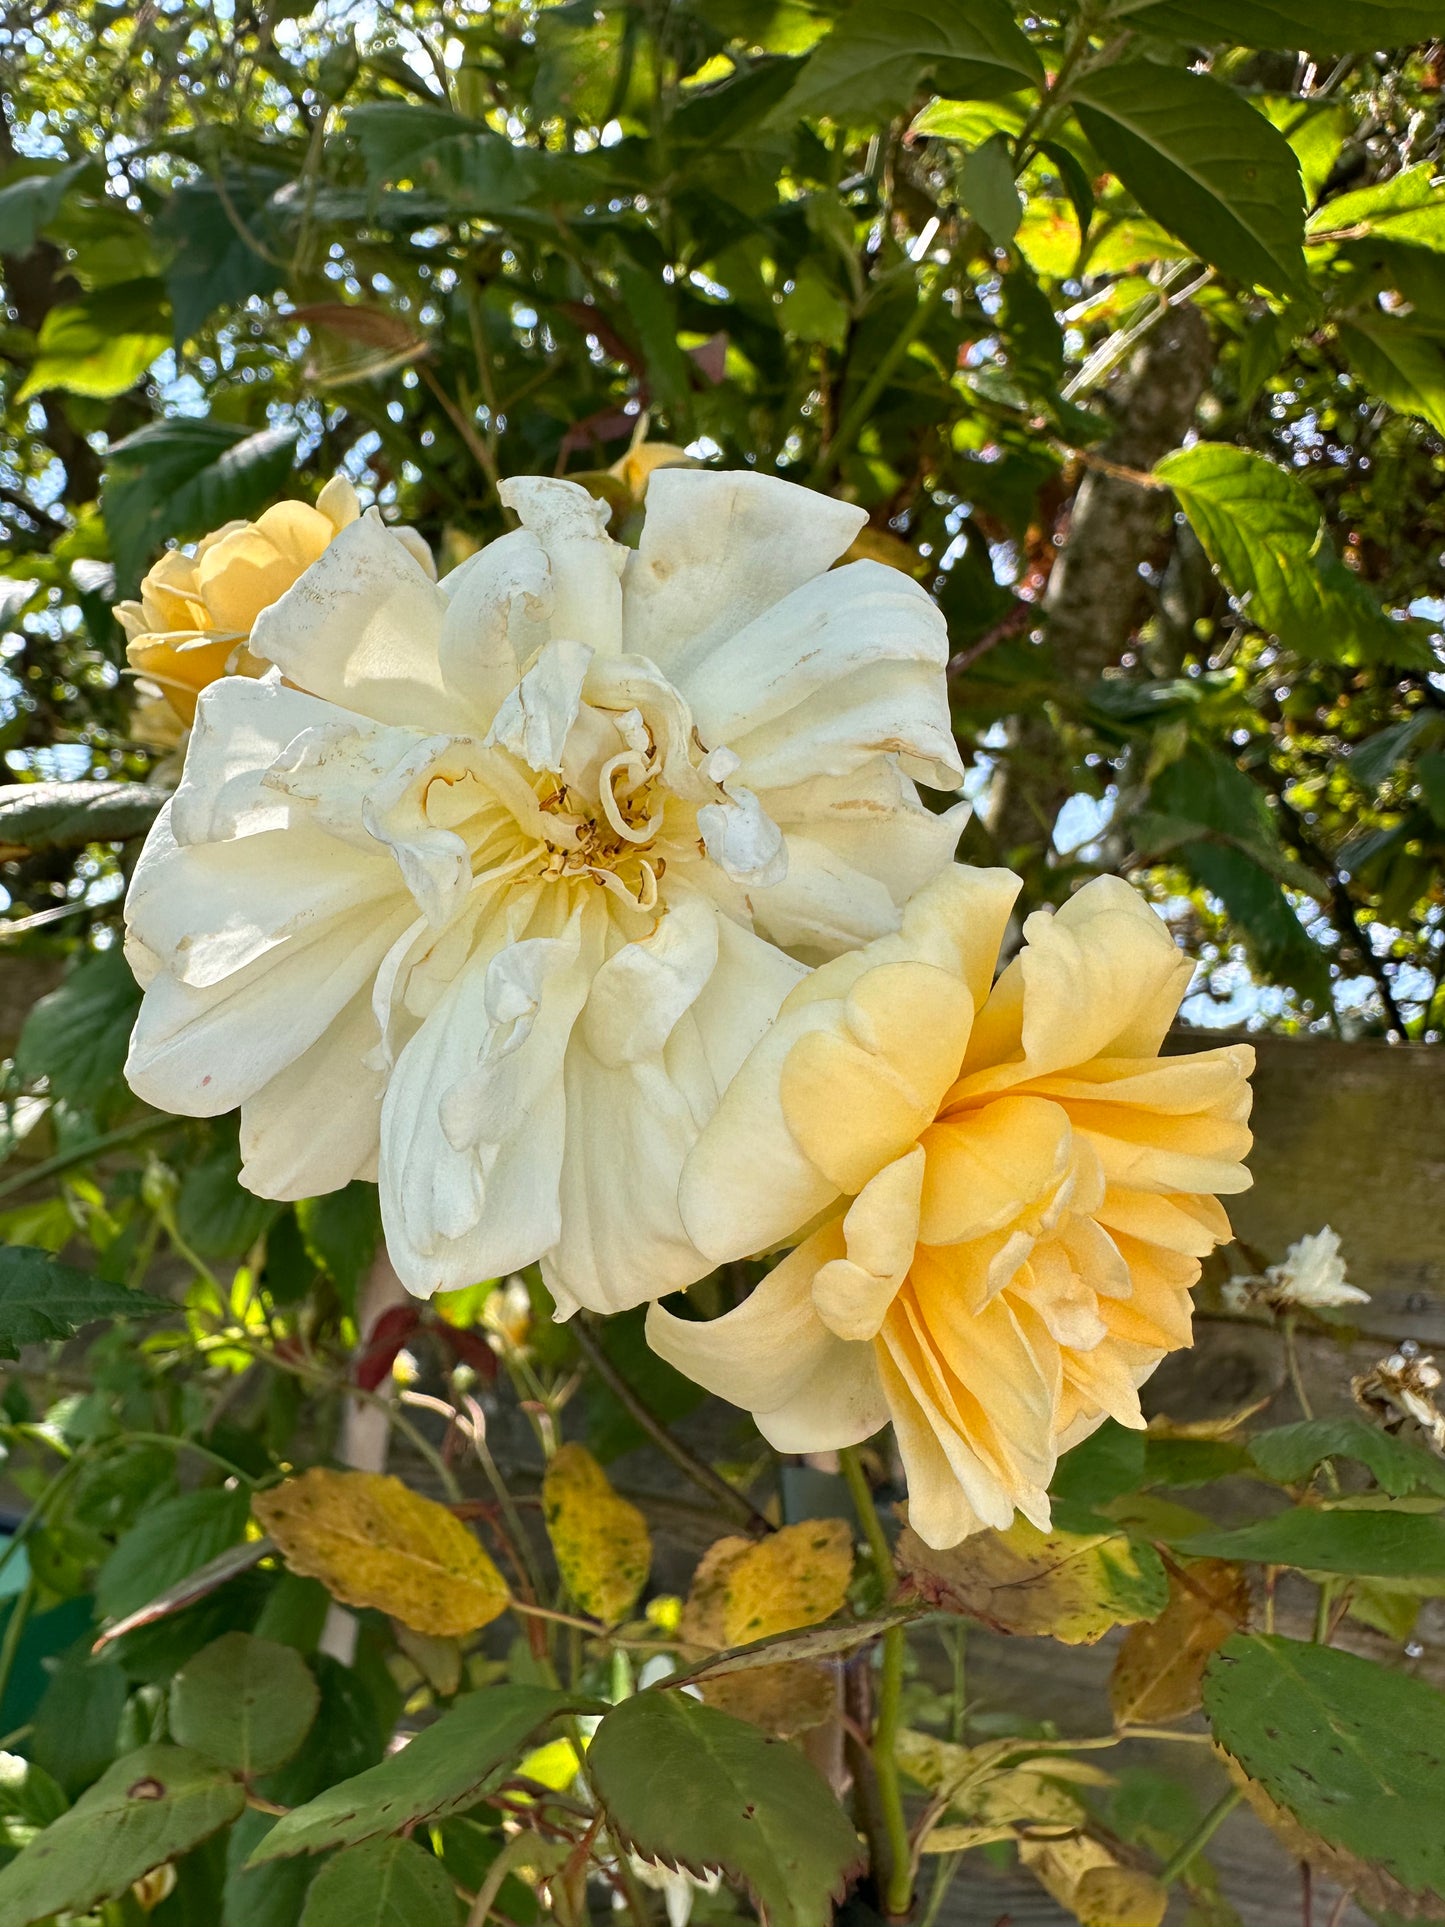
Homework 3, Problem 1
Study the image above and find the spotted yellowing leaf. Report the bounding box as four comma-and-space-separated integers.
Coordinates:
898, 1516, 1167, 1643
541, 1444, 651, 1624
253, 1471, 508, 1639
719, 1520, 854, 1647
1109, 1559, 1249, 1725
677, 1523, 855, 1738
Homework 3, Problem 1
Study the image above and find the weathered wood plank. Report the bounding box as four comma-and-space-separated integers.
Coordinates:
1194, 1032, 1445, 1335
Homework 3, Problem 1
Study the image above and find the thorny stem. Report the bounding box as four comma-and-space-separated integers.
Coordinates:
1158, 1786, 1244, 1884
839, 1448, 912, 1920
572, 1314, 773, 1533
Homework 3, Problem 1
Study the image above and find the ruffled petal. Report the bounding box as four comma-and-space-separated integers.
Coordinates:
438, 527, 552, 731
918, 1097, 1072, 1246
812, 1145, 924, 1341
681, 559, 961, 792
381, 907, 593, 1295
755, 763, 968, 952
127, 889, 412, 1117
250, 511, 454, 731
646, 1223, 890, 1451
678, 993, 848, 1267
239, 984, 384, 1200
169, 672, 341, 846
621, 470, 864, 683
487, 637, 592, 773
730, 657, 962, 795
779, 961, 974, 1194
551, 899, 804, 1314
499, 477, 624, 653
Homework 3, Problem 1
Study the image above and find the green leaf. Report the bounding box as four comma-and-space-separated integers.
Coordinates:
1203, 1635, 1445, 1904
1249, 1420, 1445, 1498
97, 1489, 252, 1624
0, 157, 96, 255
15, 946, 142, 1110
295, 1184, 381, 1306
0, 780, 168, 857
1155, 442, 1409, 663
0, 1249, 163, 1363
960, 135, 1022, 247
0, 1755, 67, 1832
1119, 1, 1445, 54
17, 279, 170, 402
1050, 1421, 1147, 1507
171, 1633, 321, 1777
1308, 162, 1445, 251
1338, 317, 1445, 435
102, 417, 299, 596
778, 260, 851, 351
224, 1811, 322, 1927
1179, 1506, 1445, 1578
1071, 63, 1306, 294
1348, 712, 1443, 788
28, 1653, 128, 1797
1142, 1437, 1252, 1488
779, 0, 1042, 127
177, 1134, 282, 1261
1417, 750, 1445, 827
249, 1686, 580, 1861
299, 1837, 460, 1927
157, 172, 289, 344
590, 1691, 863, 1927
347, 102, 595, 213
0, 1743, 244, 1927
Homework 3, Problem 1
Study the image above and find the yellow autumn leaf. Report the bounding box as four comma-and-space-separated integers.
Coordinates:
1020, 1835, 1167, 1927
719, 1519, 854, 1646
541, 1443, 651, 1624
676, 1522, 854, 1739
253, 1469, 508, 1638
1109, 1559, 1249, 1726
897, 1515, 1167, 1644
899, 1728, 1112, 1857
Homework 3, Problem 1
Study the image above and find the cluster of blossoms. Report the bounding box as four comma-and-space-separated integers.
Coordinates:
122, 467, 1254, 1547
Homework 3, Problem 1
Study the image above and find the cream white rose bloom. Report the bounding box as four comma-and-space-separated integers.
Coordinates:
124, 471, 965, 1313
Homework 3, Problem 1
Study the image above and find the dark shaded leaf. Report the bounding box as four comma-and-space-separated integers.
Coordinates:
1072, 63, 1306, 294
0, 1744, 244, 1927
0, 780, 167, 857
97, 1489, 252, 1624
170, 1632, 320, 1776
1203, 1635, 1445, 1904
589, 1691, 864, 1927
102, 418, 299, 595
0, 1249, 163, 1363
779, 0, 1041, 127
250, 1686, 581, 1861
1125, 1, 1445, 55
1248, 1419, 1445, 1498
15, 946, 142, 1110
1179, 1505, 1445, 1577
299, 1836, 460, 1927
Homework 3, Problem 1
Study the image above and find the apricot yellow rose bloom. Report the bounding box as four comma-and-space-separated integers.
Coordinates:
115, 477, 433, 722
647, 867, 1254, 1549
124, 470, 965, 1313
